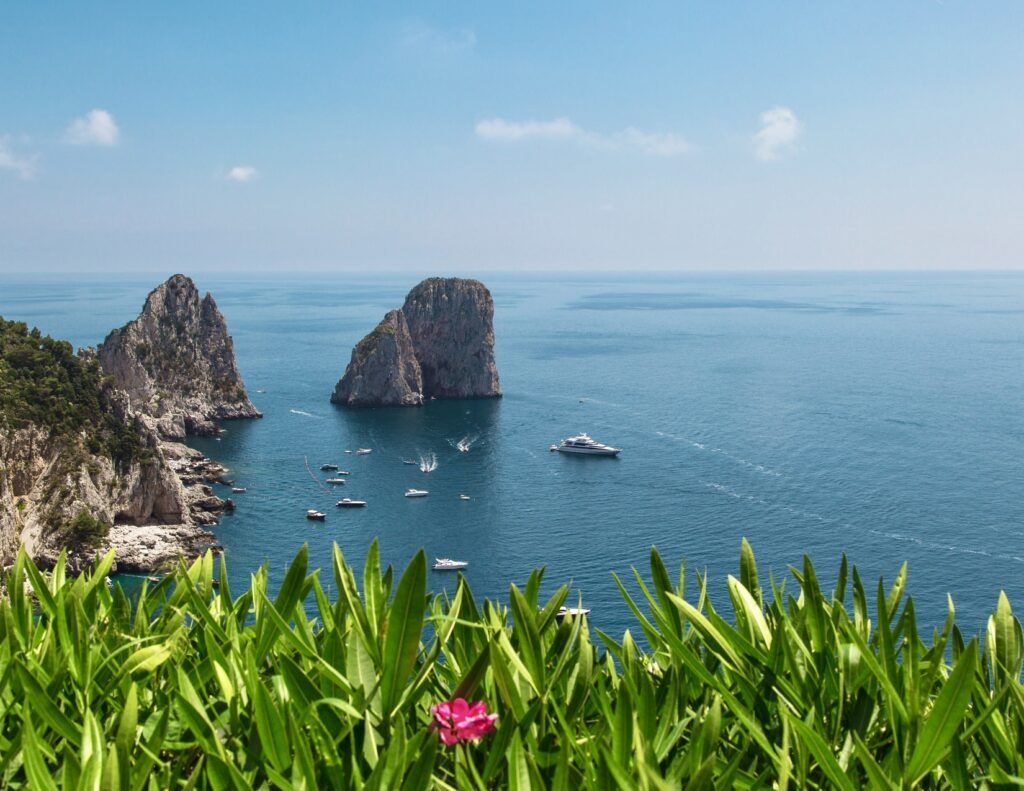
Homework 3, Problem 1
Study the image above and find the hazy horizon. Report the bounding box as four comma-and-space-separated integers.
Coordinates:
2, 2, 1022, 273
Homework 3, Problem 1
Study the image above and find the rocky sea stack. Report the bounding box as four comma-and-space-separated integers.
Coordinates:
98, 274, 261, 439
331, 277, 501, 407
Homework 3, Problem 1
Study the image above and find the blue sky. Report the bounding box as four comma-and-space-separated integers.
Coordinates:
1, 2, 1022, 272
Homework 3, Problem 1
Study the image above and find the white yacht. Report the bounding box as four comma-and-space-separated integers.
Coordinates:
336, 498, 367, 508
231, 487, 247, 493
550, 433, 621, 456
459, 494, 471, 501
356, 448, 372, 455
325, 478, 346, 485
320, 463, 339, 471
306, 509, 326, 521
405, 489, 429, 498
556, 605, 591, 618
433, 558, 468, 571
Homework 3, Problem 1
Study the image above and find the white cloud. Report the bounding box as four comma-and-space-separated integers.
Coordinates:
401, 21, 476, 53
475, 117, 583, 142
475, 117, 694, 157
753, 106, 801, 161
225, 165, 258, 182
0, 136, 37, 180
64, 109, 120, 146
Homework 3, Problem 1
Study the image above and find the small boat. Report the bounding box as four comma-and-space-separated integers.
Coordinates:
405, 489, 429, 498
325, 478, 346, 485
433, 558, 468, 571
320, 463, 339, 471
403, 459, 418, 465
456, 438, 471, 453
344, 449, 352, 454
211, 579, 220, 588
338, 470, 351, 476
336, 498, 367, 508
146, 575, 161, 584
356, 448, 372, 455
231, 487, 247, 493
556, 606, 591, 619
459, 494, 471, 501
306, 509, 326, 520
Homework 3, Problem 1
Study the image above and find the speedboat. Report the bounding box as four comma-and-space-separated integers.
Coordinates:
551, 433, 621, 456
356, 448, 372, 455
556, 605, 591, 618
433, 558, 468, 571
405, 489, 429, 498
320, 463, 339, 471
306, 509, 326, 520
231, 487, 247, 493
325, 478, 346, 485
344, 449, 352, 454
338, 470, 351, 475
403, 459, 418, 465
336, 498, 367, 508
459, 494, 471, 501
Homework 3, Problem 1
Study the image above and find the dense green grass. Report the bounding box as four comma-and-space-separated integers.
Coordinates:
1, 540, 1022, 788
0, 318, 143, 468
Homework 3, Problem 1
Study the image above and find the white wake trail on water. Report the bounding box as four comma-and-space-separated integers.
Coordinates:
419, 453, 438, 473
657, 431, 784, 478
289, 409, 320, 418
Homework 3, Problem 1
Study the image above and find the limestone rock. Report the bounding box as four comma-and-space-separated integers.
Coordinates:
331, 278, 501, 406
331, 310, 424, 406
98, 274, 261, 438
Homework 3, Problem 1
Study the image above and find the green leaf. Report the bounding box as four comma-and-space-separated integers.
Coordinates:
904, 640, 979, 786
381, 549, 427, 716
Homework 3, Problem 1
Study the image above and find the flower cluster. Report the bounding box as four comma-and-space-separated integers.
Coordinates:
430, 698, 498, 745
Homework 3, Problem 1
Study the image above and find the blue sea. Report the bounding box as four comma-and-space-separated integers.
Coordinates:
3, 271, 1023, 637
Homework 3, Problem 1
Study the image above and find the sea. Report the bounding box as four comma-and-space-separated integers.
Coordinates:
2, 271, 1023, 638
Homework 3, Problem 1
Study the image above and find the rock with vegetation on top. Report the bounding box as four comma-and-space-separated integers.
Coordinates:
330, 310, 424, 406
98, 274, 261, 438
331, 277, 501, 407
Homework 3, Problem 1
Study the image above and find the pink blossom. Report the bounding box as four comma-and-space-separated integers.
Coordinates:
431, 698, 498, 745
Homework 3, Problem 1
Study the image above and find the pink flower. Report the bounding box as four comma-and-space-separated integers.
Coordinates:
431, 698, 498, 745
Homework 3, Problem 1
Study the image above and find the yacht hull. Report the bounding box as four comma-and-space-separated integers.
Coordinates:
555, 446, 620, 456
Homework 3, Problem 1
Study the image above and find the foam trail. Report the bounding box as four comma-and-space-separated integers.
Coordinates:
420, 453, 438, 473
290, 409, 319, 418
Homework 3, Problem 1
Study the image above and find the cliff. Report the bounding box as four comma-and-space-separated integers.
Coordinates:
331, 277, 501, 407
0, 318, 220, 572
98, 274, 261, 439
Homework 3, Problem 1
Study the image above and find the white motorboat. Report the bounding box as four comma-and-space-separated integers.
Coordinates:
336, 498, 367, 508
356, 448, 372, 455
338, 470, 351, 476
551, 433, 621, 456
325, 478, 346, 485
231, 487, 247, 493
320, 463, 339, 471
459, 494, 471, 501
306, 509, 326, 521
403, 459, 418, 465
405, 489, 429, 498
556, 605, 591, 618
344, 449, 352, 454
433, 558, 468, 571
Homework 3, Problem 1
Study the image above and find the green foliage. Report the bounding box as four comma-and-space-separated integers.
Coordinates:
66, 510, 110, 547
1, 541, 1022, 787
0, 318, 143, 469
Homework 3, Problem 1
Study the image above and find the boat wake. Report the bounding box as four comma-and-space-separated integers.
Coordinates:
419, 453, 438, 473
451, 434, 479, 453
290, 409, 319, 418
657, 431, 783, 478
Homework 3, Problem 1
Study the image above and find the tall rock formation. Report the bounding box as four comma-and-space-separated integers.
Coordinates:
98, 274, 261, 438
331, 277, 501, 407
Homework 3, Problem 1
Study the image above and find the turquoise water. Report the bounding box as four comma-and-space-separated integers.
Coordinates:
3, 272, 1024, 636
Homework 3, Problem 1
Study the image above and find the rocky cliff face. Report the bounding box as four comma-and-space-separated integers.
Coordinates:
98, 274, 261, 439
0, 406, 219, 574
331, 310, 424, 406
331, 278, 501, 407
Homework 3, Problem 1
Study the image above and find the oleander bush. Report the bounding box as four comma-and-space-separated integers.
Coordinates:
1, 539, 1022, 788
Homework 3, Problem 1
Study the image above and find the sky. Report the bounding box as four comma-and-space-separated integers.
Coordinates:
1, 2, 1022, 273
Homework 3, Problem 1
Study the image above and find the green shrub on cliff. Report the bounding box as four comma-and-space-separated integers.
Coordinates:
1, 541, 1023, 787
0, 317, 142, 469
